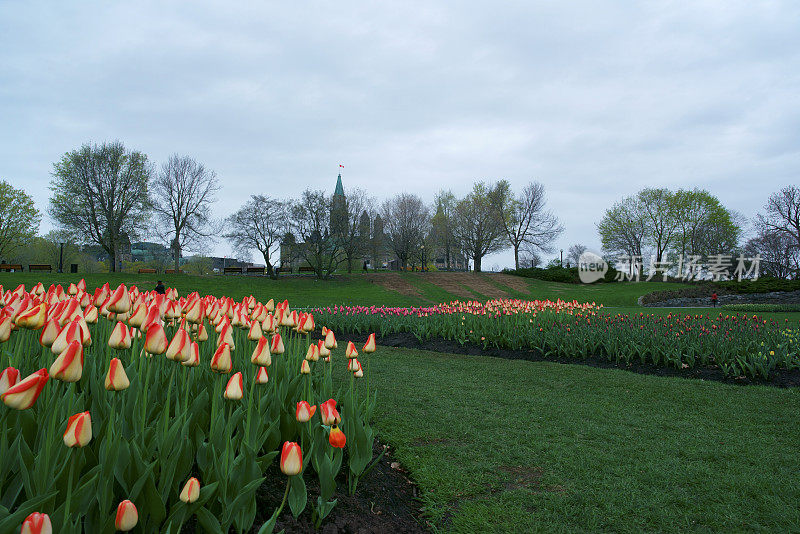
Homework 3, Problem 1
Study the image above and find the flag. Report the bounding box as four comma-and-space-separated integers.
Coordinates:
339, 164, 344, 168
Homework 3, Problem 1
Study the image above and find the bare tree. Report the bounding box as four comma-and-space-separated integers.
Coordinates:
290, 190, 342, 279
495, 181, 563, 270
744, 227, 798, 279
151, 154, 220, 271
371, 213, 386, 268
758, 186, 800, 252
381, 193, 430, 270
453, 182, 507, 272
566, 244, 587, 267
334, 188, 371, 273
49, 141, 152, 272
224, 195, 288, 278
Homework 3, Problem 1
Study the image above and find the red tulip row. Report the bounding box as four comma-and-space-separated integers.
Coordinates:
0, 280, 380, 533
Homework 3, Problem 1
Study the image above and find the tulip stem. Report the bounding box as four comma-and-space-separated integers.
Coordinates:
64, 452, 78, 522
273, 478, 291, 521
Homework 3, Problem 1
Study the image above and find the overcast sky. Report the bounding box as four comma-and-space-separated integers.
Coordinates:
1, 1, 798, 269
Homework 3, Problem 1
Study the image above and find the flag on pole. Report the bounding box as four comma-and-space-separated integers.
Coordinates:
339, 164, 344, 169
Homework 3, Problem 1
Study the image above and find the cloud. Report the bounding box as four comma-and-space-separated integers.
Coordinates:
0, 0, 798, 267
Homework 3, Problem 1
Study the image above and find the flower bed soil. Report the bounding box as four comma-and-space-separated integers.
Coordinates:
339, 331, 800, 389
182, 440, 427, 533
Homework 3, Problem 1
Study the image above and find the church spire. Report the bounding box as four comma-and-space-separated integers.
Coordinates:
334, 173, 345, 197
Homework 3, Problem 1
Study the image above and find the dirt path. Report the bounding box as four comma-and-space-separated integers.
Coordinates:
417, 272, 509, 299
364, 273, 423, 298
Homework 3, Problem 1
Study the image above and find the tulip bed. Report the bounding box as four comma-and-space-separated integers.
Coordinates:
312, 300, 800, 380
0, 281, 380, 533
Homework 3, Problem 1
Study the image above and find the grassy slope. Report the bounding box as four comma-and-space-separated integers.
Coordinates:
367, 347, 800, 533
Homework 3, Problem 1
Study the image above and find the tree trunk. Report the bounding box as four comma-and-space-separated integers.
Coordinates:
473, 255, 481, 273
109, 245, 117, 272
514, 245, 520, 270
174, 245, 181, 272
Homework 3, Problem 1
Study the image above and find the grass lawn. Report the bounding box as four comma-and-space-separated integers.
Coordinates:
365, 347, 800, 533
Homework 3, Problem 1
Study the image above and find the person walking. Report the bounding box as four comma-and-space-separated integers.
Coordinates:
711, 291, 718, 308
155, 280, 166, 295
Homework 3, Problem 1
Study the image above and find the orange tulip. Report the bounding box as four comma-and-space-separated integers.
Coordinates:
324, 330, 337, 349
197, 323, 209, 342
50, 340, 84, 382
39, 318, 61, 348
300, 360, 311, 374
280, 442, 303, 476
0, 313, 12, 343
0, 367, 20, 395
224, 372, 244, 400
179, 477, 201, 503
144, 324, 168, 355
105, 358, 130, 391
329, 426, 346, 448
107, 284, 131, 314
251, 337, 271, 366
1, 368, 48, 409
296, 401, 316, 422
318, 339, 331, 357
127, 303, 147, 328
185, 298, 205, 324
83, 304, 99, 324
20, 512, 52, 534
210, 343, 233, 373
348, 358, 360, 372
363, 333, 376, 353
247, 320, 263, 341
305, 343, 319, 362
63, 411, 92, 447
16, 302, 47, 330
345, 341, 358, 358
319, 399, 341, 426
50, 318, 84, 354
108, 321, 132, 350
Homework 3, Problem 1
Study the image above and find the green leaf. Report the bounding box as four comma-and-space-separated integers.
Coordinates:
195, 506, 224, 534
288, 475, 307, 519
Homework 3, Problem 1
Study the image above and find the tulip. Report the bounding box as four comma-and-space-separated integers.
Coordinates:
329, 426, 346, 448
50, 340, 84, 382
305, 343, 319, 362
165, 328, 192, 362
0, 367, 20, 395
67, 283, 78, 295
144, 323, 168, 355
0, 313, 12, 343
197, 323, 209, 342
354, 360, 364, 378
345, 341, 358, 358
324, 330, 337, 349
296, 401, 316, 422
182, 342, 200, 367
280, 442, 303, 476
300, 360, 311, 374
255, 366, 269, 384
185, 298, 205, 324
348, 358, 360, 372
83, 305, 99, 324
75, 316, 92, 346
37, 318, 61, 348
363, 333, 377, 353
319, 399, 341, 426
210, 343, 233, 373
318, 340, 331, 357
265, 298, 275, 312
108, 321, 132, 350
179, 477, 201, 503
251, 337, 271, 366
20, 512, 52, 534
50, 318, 83, 354
16, 302, 47, 330
107, 284, 131, 314
270, 333, 285, 354
247, 320, 263, 341
224, 372, 244, 400
105, 358, 130, 391
127, 303, 147, 328
115, 500, 138, 531
1, 368, 48, 409
63, 411, 92, 447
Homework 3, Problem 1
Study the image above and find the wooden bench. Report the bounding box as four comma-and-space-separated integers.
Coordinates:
0, 264, 23, 272
246, 267, 265, 275
299, 266, 315, 273
223, 267, 242, 274
138, 268, 157, 274
164, 269, 183, 274
29, 264, 53, 272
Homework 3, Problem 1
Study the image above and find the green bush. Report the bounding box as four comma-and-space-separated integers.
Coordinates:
504, 265, 619, 284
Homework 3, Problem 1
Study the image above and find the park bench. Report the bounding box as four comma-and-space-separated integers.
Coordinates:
164, 269, 183, 274
138, 268, 157, 274
246, 267, 265, 275
29, 264, 53, 272
223, 267, 242, 274
298, 266, 315, 273
0, 264, 23, 272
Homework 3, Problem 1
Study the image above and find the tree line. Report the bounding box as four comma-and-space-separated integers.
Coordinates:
2, 140, 563, 277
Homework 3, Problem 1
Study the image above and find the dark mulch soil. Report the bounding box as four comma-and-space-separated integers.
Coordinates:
182, 441, 427, 533
338, 331, 800, 389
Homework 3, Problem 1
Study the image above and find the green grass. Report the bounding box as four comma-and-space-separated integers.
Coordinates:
366, 347, 800, 533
